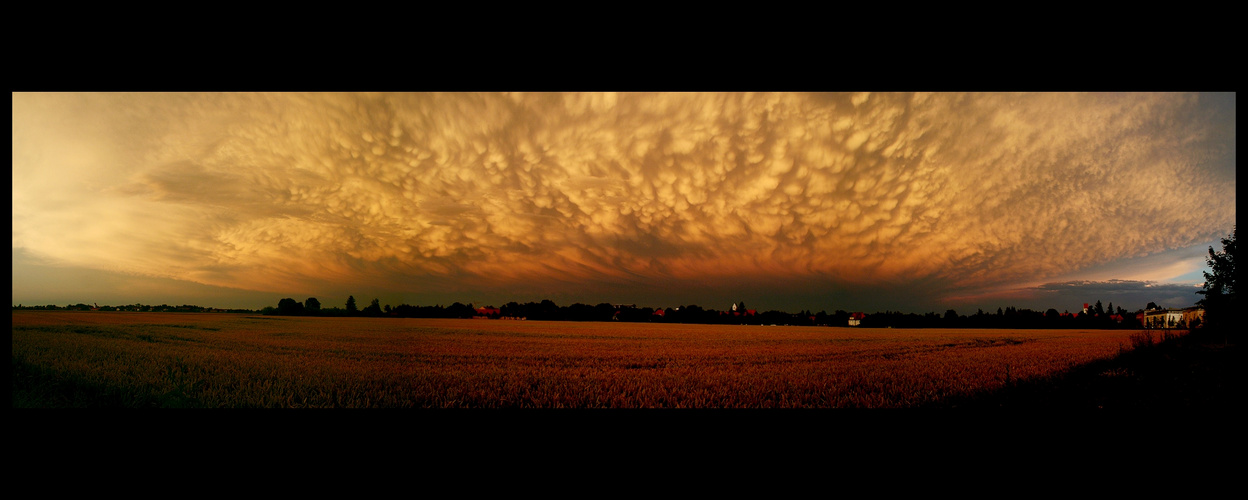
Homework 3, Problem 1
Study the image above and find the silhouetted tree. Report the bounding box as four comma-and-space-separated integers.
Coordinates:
362, 298, 382, 317
594, 303, 616, 321
346, 296, 358, 315
305, 297, 321, 314
536, 300, 560, 320
446, 302, 475, 318
277, 298, 304, 316
500, 301, 523, 319
1197, 226, 1237, 331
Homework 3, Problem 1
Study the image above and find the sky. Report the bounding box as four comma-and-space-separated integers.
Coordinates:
11, 92, 1236, 314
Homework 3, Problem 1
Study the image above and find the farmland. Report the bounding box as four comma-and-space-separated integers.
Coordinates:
12, 311, 1165, 408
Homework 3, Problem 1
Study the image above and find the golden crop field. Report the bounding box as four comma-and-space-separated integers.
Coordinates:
11, 311, 1159, 408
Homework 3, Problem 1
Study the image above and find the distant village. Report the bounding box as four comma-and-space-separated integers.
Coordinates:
14, 298, 1206, 330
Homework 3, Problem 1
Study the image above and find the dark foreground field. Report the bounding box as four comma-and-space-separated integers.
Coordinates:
11, 311, 1238, 408
930, 327, 1238, 409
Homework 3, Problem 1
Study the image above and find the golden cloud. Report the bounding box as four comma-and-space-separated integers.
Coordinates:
12, 92, 1236, 299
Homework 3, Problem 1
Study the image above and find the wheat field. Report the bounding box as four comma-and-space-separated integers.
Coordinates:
11, 311, 1154, 408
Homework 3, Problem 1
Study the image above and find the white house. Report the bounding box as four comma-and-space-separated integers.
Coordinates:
1143, 308, 1187, 328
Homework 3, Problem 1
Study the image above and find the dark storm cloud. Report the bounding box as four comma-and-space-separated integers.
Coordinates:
1031, 279, 1204, 310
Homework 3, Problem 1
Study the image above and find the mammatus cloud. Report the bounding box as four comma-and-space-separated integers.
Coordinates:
11, 92, 1236, 307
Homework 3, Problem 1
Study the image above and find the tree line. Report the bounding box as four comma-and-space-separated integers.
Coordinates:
859, 303, 1142, 329
1, 295, 1192, 330
11, 303, 254, 313
260, 296, 480, 318
259, 295, 1162, 329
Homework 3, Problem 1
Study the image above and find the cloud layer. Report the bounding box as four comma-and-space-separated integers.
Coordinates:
12, 92, 1236, 310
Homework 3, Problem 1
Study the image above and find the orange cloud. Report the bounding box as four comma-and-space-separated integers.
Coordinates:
11, 92, 1236, 304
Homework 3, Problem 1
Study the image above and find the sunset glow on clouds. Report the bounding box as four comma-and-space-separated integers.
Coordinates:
12, 92, 1236, 312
